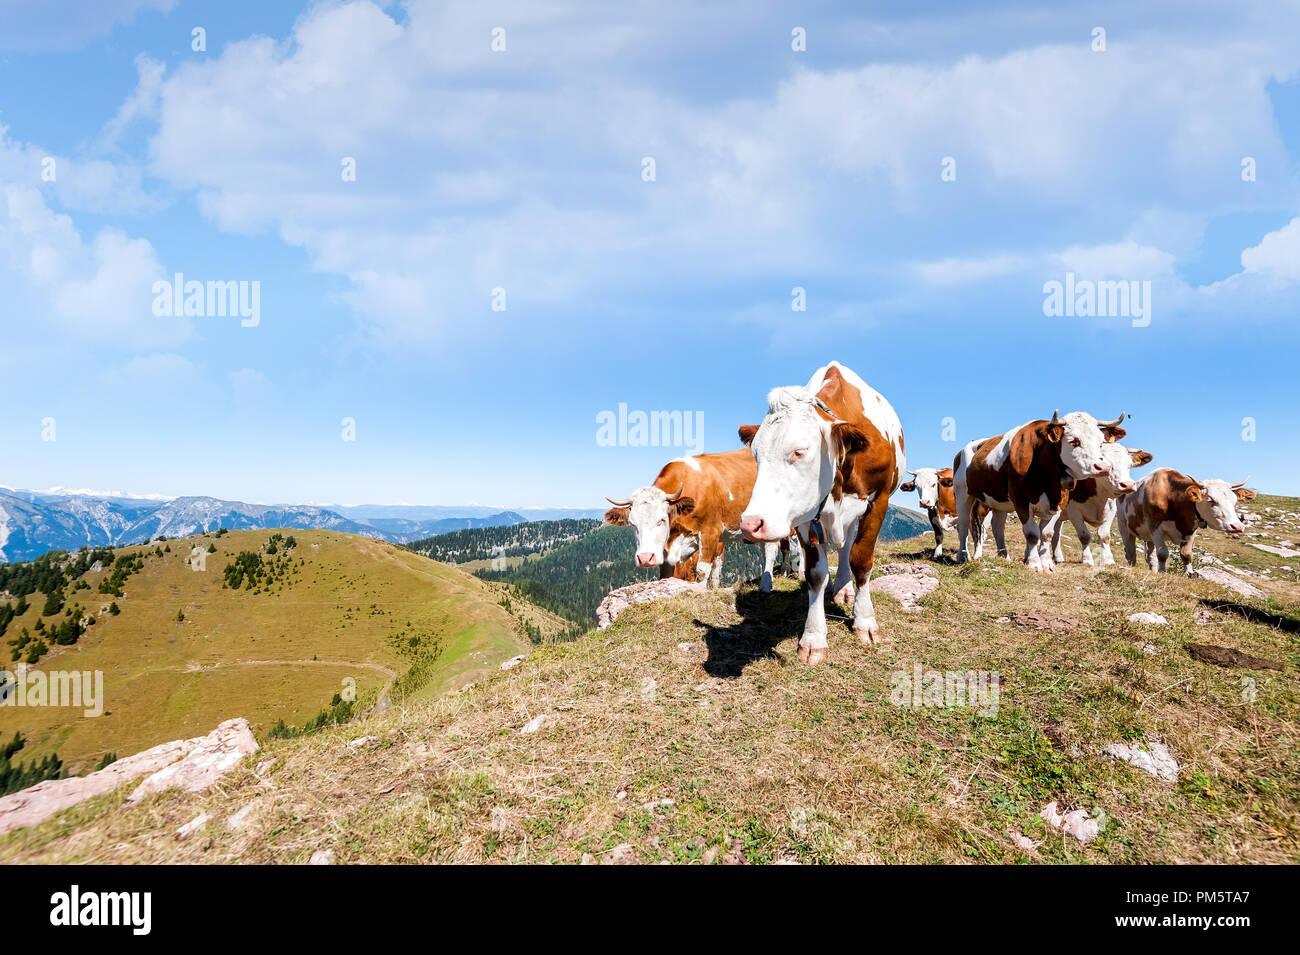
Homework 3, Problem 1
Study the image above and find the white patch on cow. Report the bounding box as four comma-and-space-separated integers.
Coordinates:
622, 485, 675, 565
728, 491, 733, 501
674, 456, 702, 472
986, 424, 1026, 471
665, 531, 700, 565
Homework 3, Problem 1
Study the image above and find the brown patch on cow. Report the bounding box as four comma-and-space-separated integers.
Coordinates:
1186, 643, 1282, 671
1067, 477, 1101, 507
1127, 468, 1202, 540
963, 420, 1072, 525
1235, 487, 1258, 503
737, 424, 760, 447
815, 364, 900, 588
604, 507, 629, 526
650, 449, 757, 577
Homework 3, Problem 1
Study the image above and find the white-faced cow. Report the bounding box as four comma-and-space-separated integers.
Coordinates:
1050, 442, 1153, 566
899, 467, 991, 559
738, 361, 905, 664
604, 449, 792, 590
953, 411, 1127, 572
1116, 469, 1255, 574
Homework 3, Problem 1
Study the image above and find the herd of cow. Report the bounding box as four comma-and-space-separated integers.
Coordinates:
603, 360, 1256, 665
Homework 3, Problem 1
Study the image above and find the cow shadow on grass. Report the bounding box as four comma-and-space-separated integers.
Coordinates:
1199, 598, 1300, 636
697, 585, 852, 678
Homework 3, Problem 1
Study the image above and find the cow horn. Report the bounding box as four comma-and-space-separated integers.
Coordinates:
664, 483, 684, 502
1049, 409, 1061, 426
605, 495, 632, 507
1097, 411, 1126, 428
1231, 475, 1252, 489
908, 469, 918, 476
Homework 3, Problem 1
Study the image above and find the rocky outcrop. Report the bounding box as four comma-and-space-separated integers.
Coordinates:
0, 717, 258, 835
1192, 566, 1267, 599
597, 579, 706, 629
870, 563, 940, 611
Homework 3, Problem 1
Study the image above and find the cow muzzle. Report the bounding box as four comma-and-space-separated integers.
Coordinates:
636, 552, 661, 567
740, 516, 775, 543
1092, 463, 1111, 475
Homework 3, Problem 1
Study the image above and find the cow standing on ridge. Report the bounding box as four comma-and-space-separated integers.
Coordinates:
604, 449, 794, 590
898, 467, 991, 559
953, 411, 1127, 572
738, 361, 905, 664
1116, 469, 1254, 574
1050, 442, 1153, 566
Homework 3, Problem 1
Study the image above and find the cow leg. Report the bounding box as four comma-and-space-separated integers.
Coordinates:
990, 510, 1009, 558
928, 508, 945, 559
1146, 529, 1163, 572
1118, 509, 1137, 566
955, 483, 972, 563
695, 532, 720, 587
797, 528, 831, 665
850, 496, 891, 648
1018, 501, 1051, 572
1178, 533, 1195, 576
1076, 518, 1095, 566
1096, 501, 1117, 567
831, 516, 858, 607
710, 540, 725, 588
788, 538, 805, 576
760, 542, 778, 592
979, 507, 994, 552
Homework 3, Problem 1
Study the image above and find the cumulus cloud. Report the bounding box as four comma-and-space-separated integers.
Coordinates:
1240, 216, 1300, 279
0, 185, 189, 349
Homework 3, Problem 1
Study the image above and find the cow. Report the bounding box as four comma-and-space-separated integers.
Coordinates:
738, 361, 905, 665
953, 411, 1127, 572
1050, 442, 1153, 566
604, 449, 794, 590
1116, 469, 1255, 574
898, 467, 991, 559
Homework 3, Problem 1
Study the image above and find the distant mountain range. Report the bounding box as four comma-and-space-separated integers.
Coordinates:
0, 487, 605, 563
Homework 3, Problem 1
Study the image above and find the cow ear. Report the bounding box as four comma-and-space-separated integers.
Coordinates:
831, 422, 869, 457
939, 475, 954, 487
670, 496, 696, 518
1235, 487, 1257, 502
899, 481, 915, 492
1130, 449, 1153, 467
1046, 424, 1065, 443
1101, 425, 1127, 443
604, 507, 629, 526
1187, 486, 1203, 502
738, 424, 760, 447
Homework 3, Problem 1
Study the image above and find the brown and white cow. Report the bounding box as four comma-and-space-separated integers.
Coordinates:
1116, 469, 1255, 574
604, 449, 792, 590
953, 411, 1127, 572
899, 467, 991, 559
1050, 442, 1153, 566
737, 361, 905, 664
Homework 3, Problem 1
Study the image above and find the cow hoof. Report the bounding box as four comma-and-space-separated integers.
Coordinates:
854, 623, 890, 649
797, 644, 828, 666
832, 585, 854, 607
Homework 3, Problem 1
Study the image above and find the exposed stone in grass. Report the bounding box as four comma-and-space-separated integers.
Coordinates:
870, 563, 940, 611
0, 717, 257, 835
347, 735, 376, 749
499, 654, 527, 671
128, 718, 259, 803
1040, 801, 1101, 844
1186, 643, 1282, 671
175, 812, 210, 838
1250, 543, 1300, 558
600, 843, 639, 865
309, 849, 334, 865
1102, 735, 1180, 781
1127, 612, 1169, 626
519, 715, 546, 734
597, 578, 706, 629
1193, 566, 1267, 599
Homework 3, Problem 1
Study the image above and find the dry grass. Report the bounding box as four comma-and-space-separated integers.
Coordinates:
2, 504, 1297, 864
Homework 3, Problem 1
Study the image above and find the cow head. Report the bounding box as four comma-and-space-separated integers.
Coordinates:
1096, 443, 1152, 496
899, 467, 950, 510
1046, 410, 1124, 480
738, 386, 867, 542
1187, 478, 1253, 534
604, 485, 696, 566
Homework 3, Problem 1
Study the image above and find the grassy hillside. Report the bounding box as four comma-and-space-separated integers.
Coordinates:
2, 496, 1296, 864
0, 529, 568, 774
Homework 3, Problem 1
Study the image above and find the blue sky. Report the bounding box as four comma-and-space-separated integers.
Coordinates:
1, 0, 1298, 507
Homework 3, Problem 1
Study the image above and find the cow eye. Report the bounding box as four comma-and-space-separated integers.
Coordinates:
791, 448, 807, 461
658, 518, 667, 525
1070, 438, 1081, 447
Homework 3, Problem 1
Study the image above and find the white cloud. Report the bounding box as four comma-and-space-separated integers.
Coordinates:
1240, 216, 1300, 280
0, 185, 188, 349
0, 0, 176, 51
1055, 241, 1177, 279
